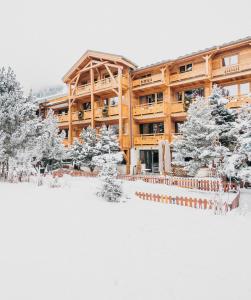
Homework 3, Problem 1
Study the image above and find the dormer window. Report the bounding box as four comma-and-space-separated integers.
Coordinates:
179, 63, 192, 73
222, 54, 238, 67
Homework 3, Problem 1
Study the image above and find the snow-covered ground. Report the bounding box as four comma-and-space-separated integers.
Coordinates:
0, 177, 250, 300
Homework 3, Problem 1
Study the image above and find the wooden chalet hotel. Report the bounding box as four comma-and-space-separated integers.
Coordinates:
40, 37, 251, 174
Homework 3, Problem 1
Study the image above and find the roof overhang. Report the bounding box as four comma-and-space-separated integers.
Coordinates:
63, 50, 138, 83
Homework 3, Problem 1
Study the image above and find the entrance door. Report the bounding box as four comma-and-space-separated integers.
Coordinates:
140, 150, 159, 173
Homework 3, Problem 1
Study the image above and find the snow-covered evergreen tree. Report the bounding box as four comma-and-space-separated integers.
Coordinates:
0, 67, 39, 179
69, 126, 100, 172
97, 156, 122, 202
209, 85, 237, 151
173, 85, 239, 176
97, 125, 120, 154
224, 105, 251, 182
33, 109, 66, 171
173, 96, 222, 175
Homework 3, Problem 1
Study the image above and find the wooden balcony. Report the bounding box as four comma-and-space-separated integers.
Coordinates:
134, 133, 168, 146
170, 66, 206, 85
225, 95, 251, 109
57, 114, 68, 123
72, 110, 92, 122
171, 101, 185, 114
132, 73, 165, 91
95, 105, 119, 119
75, 76, 128, 97
133, 102, 164, 117
212, 62, 251, 79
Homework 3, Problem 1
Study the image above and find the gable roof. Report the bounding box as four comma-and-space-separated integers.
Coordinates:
63, 50, 138, 83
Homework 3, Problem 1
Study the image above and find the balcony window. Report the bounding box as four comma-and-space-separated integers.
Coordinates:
139, 122, 164, 135
222, 54, 238, 67
139, 92, 163, 105
179, 63, 193, 73
59, 128, 69, 138
58, 108, 68, 115
82, 102, 91, 110
224, 85, 238, 97
110, 96, 119, 106
240, 83, 250, 95
176, 88, 204, 102
157, 92, 163, 102
175, 122, 184, 134
110, 124, 119, 135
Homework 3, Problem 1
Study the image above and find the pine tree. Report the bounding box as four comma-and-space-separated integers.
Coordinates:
174, 96, 222, 175
69, 126, 100, 172
97, 125, 120, 154
174, 85, 241, 176
0, 67, 39, 178
97, 156, 122, 202
224, 105, 251, 182
209, 85, 237, 151
33, 109, 66, 172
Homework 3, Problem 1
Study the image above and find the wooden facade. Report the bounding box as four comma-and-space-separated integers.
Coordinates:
41, 37, 251, 174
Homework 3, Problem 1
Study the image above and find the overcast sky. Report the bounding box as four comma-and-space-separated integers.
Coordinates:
1, 0, 250, 92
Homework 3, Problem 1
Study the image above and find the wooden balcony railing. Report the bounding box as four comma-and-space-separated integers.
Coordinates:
71, 110, 92, 122
95, 105, 119, 119
75, 76, 127, 96
171, 101, 185, 114
134, 133, 168, 145
212, 62, 251, 77
132, 73, 164, 89
57, 114, 68, 123
225, 95, 251, 109
133, 101, 164, 116
170, 66, 206, 83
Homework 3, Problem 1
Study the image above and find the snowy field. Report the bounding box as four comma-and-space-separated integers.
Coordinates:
0, 177, 250, 300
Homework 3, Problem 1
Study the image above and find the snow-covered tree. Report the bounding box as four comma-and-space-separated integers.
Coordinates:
173, 85, 237, 176
97, 156, 122, 202
69, 126, 100, 172
209, 85, 237, 151
174, 96, 222, 175
97, 125, 120, 154
0, 67, 39, 179
224, 105, 251, 182
33, 109, 66, 171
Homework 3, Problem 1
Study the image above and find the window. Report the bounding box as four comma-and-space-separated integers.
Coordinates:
176, 88, 204, 102
222, 55, 238, 67
224, 85, 238, 97
110, 97, 119, 106
139, 92, 163, 105
157, 92, 163, 102
139, 122, 164, 135
179, 63, 193, 73
240, 83, 250, 95
82, 102, 91, 110
175, 122, 184, 134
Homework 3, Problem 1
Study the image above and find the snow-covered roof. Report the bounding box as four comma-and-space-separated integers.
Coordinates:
35, 93, 68, 104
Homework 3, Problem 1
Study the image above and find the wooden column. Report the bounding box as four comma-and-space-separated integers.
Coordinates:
68, 98, 73, 144
118, 68, 123, 146
90, 67, 95, 129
